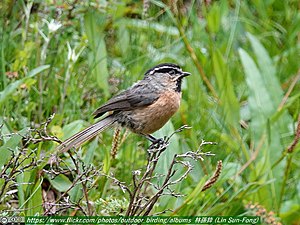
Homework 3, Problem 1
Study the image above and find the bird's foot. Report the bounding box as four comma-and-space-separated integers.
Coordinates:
149, 137, 164, 148
149, 137, 170, 152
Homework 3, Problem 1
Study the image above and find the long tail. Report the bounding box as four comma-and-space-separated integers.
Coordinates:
57, 116, 116, 153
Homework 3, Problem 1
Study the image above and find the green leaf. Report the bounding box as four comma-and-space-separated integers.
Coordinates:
62, 120, 85, 140
117, 21, 130, 56
247, 33, 292, 134
47, 174, 72, 192
84, 11, 109, 98
69, 183, 82, 203
207, 3, 221, 34
154, 121, 179, 175
117, 19, 179, 36
27, 65, 50, 77
271, 93, 300, 123
239, 48, 274, 140
247, 33, 283, 106
172, 177, 206, 215
0, 128, 28, 169
212, 49, 240, 127
0, 134, 22, 168
16, 173, 25, 207
0, 65, 50, 107
239, 47, 288, 209
239, 38, 292, 152
102, 138, 111, 174
153, 121, 182, 209
280, 200, 300, 224
17, 177, 43, 216
25, 178, 43, 216
84, 138, 98, 165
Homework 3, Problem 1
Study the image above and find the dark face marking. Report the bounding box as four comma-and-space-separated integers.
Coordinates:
144, 63, 190, 92
175, 77, 183, 92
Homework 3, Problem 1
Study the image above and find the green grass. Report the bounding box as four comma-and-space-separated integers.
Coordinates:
0, 0, 299, 223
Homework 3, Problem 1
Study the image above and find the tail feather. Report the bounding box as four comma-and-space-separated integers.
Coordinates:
57, 116, 116, 153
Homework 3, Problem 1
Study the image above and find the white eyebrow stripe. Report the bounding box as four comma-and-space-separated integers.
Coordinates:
148, 66, 183, 75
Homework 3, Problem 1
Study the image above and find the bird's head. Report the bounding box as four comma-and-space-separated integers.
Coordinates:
144, 63, 191, 92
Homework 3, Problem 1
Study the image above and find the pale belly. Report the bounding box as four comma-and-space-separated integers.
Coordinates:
129, 91, 182, 134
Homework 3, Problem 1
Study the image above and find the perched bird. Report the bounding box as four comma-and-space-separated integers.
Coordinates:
58, 63, 190, 152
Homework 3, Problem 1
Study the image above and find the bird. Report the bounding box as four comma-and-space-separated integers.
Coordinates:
57, 63, 190, 152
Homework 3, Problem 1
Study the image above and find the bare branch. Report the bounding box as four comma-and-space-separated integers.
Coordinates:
105, 126, 217, 216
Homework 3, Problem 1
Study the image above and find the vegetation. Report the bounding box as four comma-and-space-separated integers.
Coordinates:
0, 0, 299, 224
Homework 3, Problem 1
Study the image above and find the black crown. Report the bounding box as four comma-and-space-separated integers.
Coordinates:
145, 63, 182, 76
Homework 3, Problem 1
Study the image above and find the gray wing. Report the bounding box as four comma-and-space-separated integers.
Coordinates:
93, 81, 159, 118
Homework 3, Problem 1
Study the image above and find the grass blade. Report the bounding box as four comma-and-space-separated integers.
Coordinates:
84, 11, 109, 98
0, 65, 50, 107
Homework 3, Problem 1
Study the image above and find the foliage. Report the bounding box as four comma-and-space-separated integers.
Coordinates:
0, 0, 299, 224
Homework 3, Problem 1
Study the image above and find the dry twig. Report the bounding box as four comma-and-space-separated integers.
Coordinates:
104, 126, 218, 216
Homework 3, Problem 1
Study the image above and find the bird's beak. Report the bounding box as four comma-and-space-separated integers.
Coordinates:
180, 71, 191, 78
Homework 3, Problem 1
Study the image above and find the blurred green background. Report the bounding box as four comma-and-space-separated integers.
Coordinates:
0, 0, 299, 223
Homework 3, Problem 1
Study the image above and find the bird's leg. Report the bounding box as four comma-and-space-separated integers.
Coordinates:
142, 134, 167, 151
143, 134, 163, 143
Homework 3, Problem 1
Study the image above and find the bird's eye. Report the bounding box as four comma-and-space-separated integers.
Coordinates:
169, 70, 175, 75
